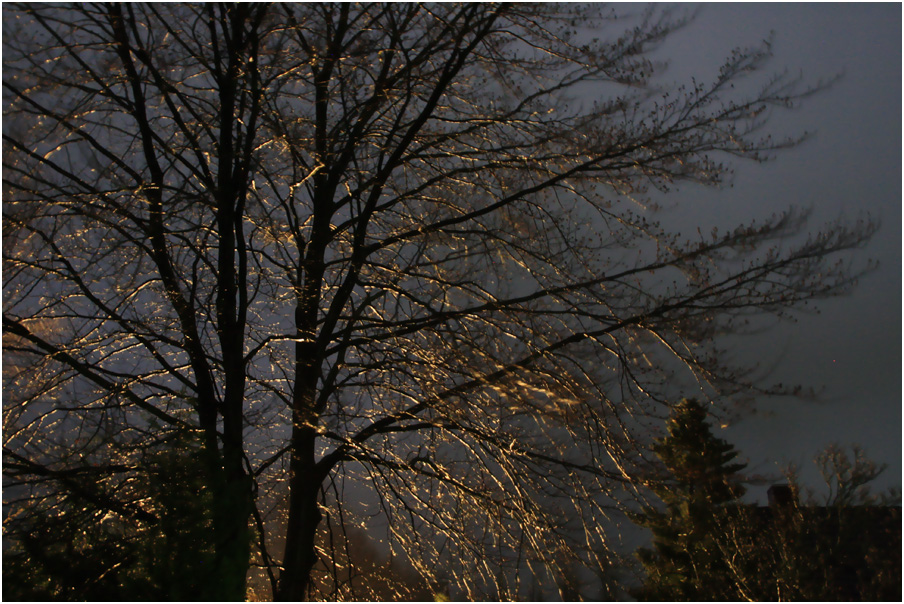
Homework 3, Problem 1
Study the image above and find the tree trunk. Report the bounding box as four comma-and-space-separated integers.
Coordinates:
210, 472, 254, 600
197, 431, 254, 601
277, 165, 332, 599
276, 425, 323, 601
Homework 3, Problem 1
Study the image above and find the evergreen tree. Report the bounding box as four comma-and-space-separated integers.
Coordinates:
631, 399, 747, 601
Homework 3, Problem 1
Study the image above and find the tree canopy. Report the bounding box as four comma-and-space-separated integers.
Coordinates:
2, 4, 874, 600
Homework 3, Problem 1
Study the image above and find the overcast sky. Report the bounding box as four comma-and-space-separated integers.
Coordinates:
648, 3, 901, 497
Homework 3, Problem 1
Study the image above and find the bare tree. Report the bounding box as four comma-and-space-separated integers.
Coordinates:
2, 4, 874, 600
712, 446, 901, 601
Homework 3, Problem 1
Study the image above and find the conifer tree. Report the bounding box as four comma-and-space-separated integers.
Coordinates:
632, 399, 747, 601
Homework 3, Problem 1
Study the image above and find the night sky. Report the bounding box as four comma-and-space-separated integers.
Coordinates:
651, 4, 901, 497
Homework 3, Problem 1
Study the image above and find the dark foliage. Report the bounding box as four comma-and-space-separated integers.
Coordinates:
631, 398, 747, 600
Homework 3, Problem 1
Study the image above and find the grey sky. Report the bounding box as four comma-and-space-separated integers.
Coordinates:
650, 3, 901, 496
